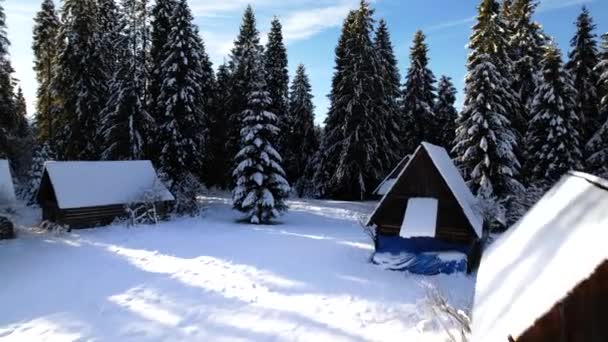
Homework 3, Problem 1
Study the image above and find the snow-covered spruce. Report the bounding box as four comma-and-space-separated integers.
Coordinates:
434, 76, 458, 152
401, 30, 437, 152
524, 43, 582, 187
566, 6, 600, 144
22, 143, 54, 205
586, 33, 608, 177
454, 0, 523, 201
232, 56, 290, 224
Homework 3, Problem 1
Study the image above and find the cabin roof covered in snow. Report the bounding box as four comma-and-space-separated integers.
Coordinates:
43, 160, 175, 209
0, 159, 16, 204
368, 142, 483, 238
372, 155, 410, 196
471, 172, 608, 342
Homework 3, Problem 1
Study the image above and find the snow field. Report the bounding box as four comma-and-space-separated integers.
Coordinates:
0, 196, 474, 341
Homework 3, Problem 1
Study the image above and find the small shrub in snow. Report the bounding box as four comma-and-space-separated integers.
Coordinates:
420, 282, 471, 342
167, 172, 205, 217
124, 181, 169, 226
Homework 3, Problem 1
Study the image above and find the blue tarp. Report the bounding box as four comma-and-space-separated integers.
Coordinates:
372, 236, 471, 275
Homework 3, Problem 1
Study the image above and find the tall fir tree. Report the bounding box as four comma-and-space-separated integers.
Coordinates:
264, 18, 289, 152
284, 64, 318, 196
313, 10, 356, 198
401, 30, 437, 151
97, 0, 122, 80
98, 0, 154, 161
147, 0, 176, 163
154, 0, 207, 189
232, 51, 290, 224
505, 0, 546, 132
227, 5, 264, 183
524, 43, 582, 186
23, 142, 54, 205
0, 0, 15, 159
32, 0, 61, 146
566, 6, 600, 144
434, 76, 458, 151
315, 1, 386, 200
374, 19, 402, 167
586, 33, 608, 177
53, 0, 107, 160
12, 87, 34, 182
454, 0, 522, 200
204, 63, 231, 188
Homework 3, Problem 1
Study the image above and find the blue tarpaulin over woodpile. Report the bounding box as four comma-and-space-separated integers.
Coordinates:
372, 236, 471, 275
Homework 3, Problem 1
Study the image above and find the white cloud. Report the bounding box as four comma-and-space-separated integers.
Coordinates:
281, 3, 354, 42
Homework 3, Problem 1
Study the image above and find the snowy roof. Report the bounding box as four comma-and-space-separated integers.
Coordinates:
0, 160, 16, 205
368, 143, 482, 238
400, 198, 438, 238
43, 161, 175, 209
372, 155, 409, 196
471, 172, 608, 342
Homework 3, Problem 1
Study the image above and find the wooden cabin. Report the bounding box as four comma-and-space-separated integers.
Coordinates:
37, 160, 175, 229
371, 155, 410, 198
471, 172, 608, 342
367, 142, 483, 245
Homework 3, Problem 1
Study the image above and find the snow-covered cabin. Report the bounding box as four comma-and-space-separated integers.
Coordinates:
367, 142, 483, 274
37, 161, 175, 229
371, 155, 410, 198
471, 172, 608, 342
0, 159, 16, 206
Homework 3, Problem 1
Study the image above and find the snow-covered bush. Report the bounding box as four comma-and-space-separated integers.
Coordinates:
167, 172, 205, 217
124, 180, 170, 226
420, 282, 471, 342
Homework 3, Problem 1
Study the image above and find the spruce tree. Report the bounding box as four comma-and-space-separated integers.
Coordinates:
53, 0, 107, 160
566, 6, 600, 144
0, 0, 15, 159
227, 5, 263, 179
374, 19, 402, 167
284, 64, 318, 196
264, 18, 289, 151
586, 33, 608, 177
24, 143, 54, 205
525, 43, 582, 186
204, 63, 231, 188
315, 1, 386, 200
314, 10, 356, 198
154, 0, 207, 213
434, 76, 458, 151
401, 30, 437, 151
32, 0, 61, 146
12, 87, 34, 182
506, 0, 546, 130
97, 0, 122, 80
454, 0, 522, 200
98, 0, 153, 161
232, 52, 290, 224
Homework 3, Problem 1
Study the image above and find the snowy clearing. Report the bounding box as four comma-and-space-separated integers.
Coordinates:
0, 195, 474, 341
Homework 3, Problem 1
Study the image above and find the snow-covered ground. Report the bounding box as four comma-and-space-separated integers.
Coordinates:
0, 195, 474, 341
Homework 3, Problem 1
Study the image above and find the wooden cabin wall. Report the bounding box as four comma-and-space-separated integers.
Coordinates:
373, 150, 476, 244
517, 261, 608, 342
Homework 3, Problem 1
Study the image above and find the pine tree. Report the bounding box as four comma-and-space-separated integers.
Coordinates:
232, 52, 290, 224
264, 18, 289, 151
98, 0, 153, 161
227, 5, 264, 181
434, 76, 458, 151
97, 0, 122, 80
454, 0, 522, 199
586, 33, 608, 177
401, 30, 437, 151
204, 63, 231, 188
315, 1, 386, 200
32, 0, 61, 146
24, 143, 54, 205
566, 6, 600, 144
154, 0, 207, 213
525, 43, 582, 186
0, 0, 15, 159
53, 0, 107, 160
284, 64, 318, 197
12, 87, 34, 181
506, 0, 546, 131
374, 19, 402, 167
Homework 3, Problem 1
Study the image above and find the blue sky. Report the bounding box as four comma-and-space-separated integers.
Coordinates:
5, 0, 608, 124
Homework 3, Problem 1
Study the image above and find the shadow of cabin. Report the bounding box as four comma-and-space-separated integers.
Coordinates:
37, 160, 175, 229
